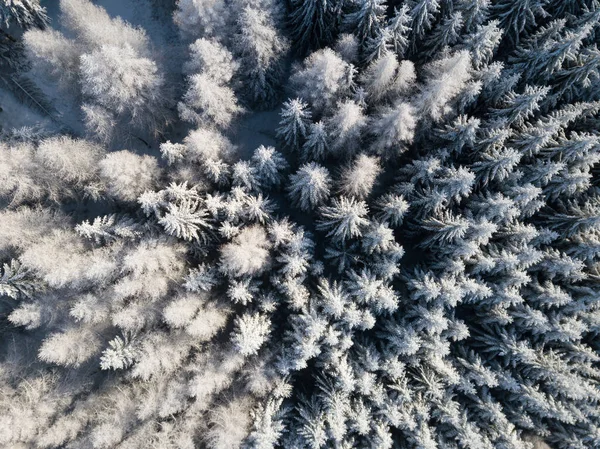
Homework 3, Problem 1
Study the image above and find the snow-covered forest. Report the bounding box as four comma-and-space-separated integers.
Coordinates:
0, 0, 600, 447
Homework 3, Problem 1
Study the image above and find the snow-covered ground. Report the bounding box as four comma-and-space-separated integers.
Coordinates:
232, 109, 280, 159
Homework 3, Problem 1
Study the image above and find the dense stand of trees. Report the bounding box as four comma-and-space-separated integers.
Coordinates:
1, 0, 600, 448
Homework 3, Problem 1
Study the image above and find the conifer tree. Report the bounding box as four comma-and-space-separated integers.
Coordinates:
345, 0, 386, 57
317, 196, 370, 242
289, 0, 340, 53
287, 163, 332, 212
233, 5, 288, 108
0, 0, 48, 29
276, 98, 312, 150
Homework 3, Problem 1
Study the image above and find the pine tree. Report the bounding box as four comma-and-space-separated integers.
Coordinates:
158, 199, 212, 242
251, 145, 288, 189
423, 11, 464, 59
555, 44, 600, 103
491, 85, 550, 126
276, 98, 312, 150
287, 163, 332, 212
0, 0, 48, 29
231, 313, 271, 356
290, 48, 354, 112
338, 154, 381, 199
302, 121, 329, 161
100, 336, 136, 370
463, 20, 503, 69
38, 328, 101, 367
374, 193, 410, 227
387, 5, 412, 57
491, 0, 548, 45
417, 50, 473, 121
511, 18, 596, 85
178, 73, 242, 128
221, 225, 271, 277
78, 41, 169, 131
361, 54, 416, 103
234, 5, 288, 108
174, 0, 229, 40
316, 196, 370, 242
545, 198, 600, 237
456, 0, 491, 32
408, 0, 441, 45
0, 259, 37, 299
184, 38, 238, 80
344, 0, 386, 52
326, 100, 366, 157
289, 0, 340, 53
98, 151, 160, 202
369, 102, 417, 157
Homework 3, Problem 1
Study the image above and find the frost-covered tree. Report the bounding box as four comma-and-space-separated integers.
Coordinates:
251, 145, 288, 189
423, 11, 464, 58
408, 0, 441, 44
179, 37, 241, 128
24, 0, 171, 143
345, 0, 386, 49
276, 98, 311, 150
317, 196, 370, 242
417, 50, 473, 121
302, 121, 329, 161
99, 151, 160, 202
287, 163, 332, 211
374, 193, 409, 227
361, 56, 416, 103
38, 328, 101, 367
492, 0, 548, 45
159, 198, 212, 241
289, 0, 341, 52
338, 154, 381, 199
184, 38, 238, 79
290, 48, 354, 112
326, 100, 366, 157
221, 225, 271, 277
0, 0, 48, 29
0, 136, 108, 205
233, 5, 288, 107
231, 312, 271, 356
79, 44, 169, 138
178, 73, 242, 127
174, 0, 229, 41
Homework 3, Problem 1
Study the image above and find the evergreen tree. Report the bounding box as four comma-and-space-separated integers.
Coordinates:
344, 0, 386, 57
369, 102, 417, 157
287, 163, 332, 212
276, 98, 312, 150
387, 5, 412, 57
233, 5, 289, 108
338, 154, 381, 199
302, 121, 329, 161
289, 0, 340, 53
408, 0, 441, 45
317, 196, 370, 242
290, 48, 355, 112
491, 0, 549, 45
0, 0, 48, 29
